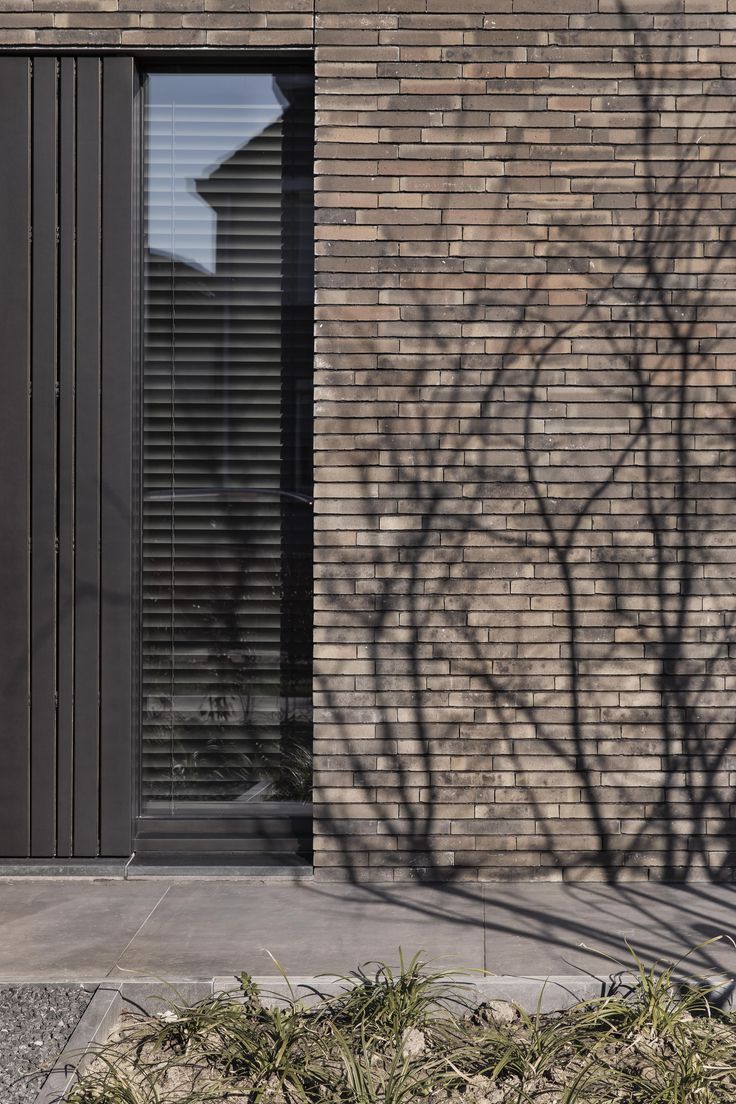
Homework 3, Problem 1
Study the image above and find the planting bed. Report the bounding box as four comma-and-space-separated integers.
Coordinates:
0, 984, 92, 1104
64, 951, 736, 1104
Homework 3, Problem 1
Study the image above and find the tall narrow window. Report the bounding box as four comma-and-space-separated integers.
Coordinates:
140, 70, 314, 829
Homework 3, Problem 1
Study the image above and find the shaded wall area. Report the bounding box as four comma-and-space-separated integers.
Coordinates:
313, 0, 736, 882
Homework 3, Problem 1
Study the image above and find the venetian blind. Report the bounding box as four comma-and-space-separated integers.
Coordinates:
141, 71, 314, 815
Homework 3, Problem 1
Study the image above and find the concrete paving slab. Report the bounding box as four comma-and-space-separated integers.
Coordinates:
1, 878, 735, 987
0, 880, 170, 980
480, 883, 736, 978
111, 881, 485, 979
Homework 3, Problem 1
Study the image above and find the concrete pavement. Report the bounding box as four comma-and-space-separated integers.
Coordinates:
0, 878, 734, 985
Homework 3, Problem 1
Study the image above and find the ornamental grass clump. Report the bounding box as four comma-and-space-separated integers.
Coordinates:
65, 942, 736, 1104
324, 950, 469, 1033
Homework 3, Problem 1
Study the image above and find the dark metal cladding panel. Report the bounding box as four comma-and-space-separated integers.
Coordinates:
73, 56, 102, 857
30, 56, 59, 858
0, 58, 31, 858
56, 57, 76, 857
99, 56, 134, 857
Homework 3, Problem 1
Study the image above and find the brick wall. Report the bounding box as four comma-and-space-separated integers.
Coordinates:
0, 0, 313, 49
311, 0, 736, 883
2, 0, 735, 882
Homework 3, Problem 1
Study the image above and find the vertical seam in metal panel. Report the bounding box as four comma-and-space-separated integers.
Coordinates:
71, 56, 77, 855
53, 56, 60, 857
55, 57, 63, 856
97, 57, 104, 856
97, 59, 103, 858
27, 56, 34, 854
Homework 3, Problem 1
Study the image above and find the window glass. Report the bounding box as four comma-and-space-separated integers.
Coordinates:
140, 69, 314, 816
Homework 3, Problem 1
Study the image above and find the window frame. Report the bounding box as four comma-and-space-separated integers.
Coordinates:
132, 58, 315, 860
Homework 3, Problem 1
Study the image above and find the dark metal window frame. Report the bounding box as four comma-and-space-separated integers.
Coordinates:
132, 57, 315, 860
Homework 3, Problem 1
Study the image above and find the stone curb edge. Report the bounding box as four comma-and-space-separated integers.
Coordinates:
31, 981, 217, 1104
32, 986, 121, 1104
217, 973, 637, 1013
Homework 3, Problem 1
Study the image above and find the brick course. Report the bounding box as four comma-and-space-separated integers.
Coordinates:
3, 0, 735, 882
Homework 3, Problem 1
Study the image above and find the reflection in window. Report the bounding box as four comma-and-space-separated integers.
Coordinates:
140, 71, 314, 816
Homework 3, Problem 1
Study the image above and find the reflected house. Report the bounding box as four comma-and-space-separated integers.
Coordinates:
141, 75, 313, 815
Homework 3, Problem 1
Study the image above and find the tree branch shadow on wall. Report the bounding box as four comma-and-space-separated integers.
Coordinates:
313, 0, 736, 937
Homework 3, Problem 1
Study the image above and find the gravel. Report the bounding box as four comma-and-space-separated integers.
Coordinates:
0, 985, 92, 1104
